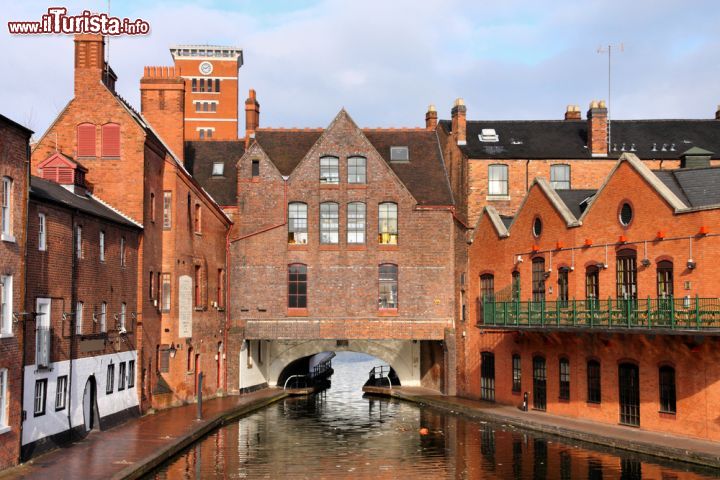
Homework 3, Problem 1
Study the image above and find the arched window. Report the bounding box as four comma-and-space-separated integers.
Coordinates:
511, 271, 520, 301
378, 202, 398, 244
586, 265, 599, 304
480, 274, 494, 302
616, 249, 637, 299
319, 156, 339, 184
347, 202, 365, 244
657, 261, 673, 299
488, 164, 508, 196
659, 365, 676, 413
101, 123, 120, 157
288, 264, 307, 309
587, 360, 601, 403
288, 202, 308, 244
319, 202, 339, 244
77, 123, 96, 157
348, 156, 367, 184
511, 354, 521, 393
378, 264, 398, 309
559, 358, 570, 400
558, 267, 570, 306
532, 257, 546, 302
550, 164, 571, 190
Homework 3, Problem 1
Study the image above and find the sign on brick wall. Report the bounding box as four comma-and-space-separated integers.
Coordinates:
179, 275, 192, 338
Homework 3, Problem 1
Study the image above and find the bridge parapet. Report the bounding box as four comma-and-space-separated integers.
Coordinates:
242, 318, 451, 340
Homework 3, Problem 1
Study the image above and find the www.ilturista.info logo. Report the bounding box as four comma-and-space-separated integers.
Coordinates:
8, 7, 150, 35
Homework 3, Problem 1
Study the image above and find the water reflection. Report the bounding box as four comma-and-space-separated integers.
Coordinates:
148, 352, 716, 479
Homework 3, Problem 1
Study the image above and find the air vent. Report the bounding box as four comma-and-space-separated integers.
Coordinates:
390, 146, 409, 162
479, 128, 499, 142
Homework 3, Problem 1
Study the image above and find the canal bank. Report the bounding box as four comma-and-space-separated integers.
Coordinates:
365, 386, 720, 470
0, 389, 288, 480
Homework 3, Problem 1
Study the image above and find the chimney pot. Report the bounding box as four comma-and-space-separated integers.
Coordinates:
245, 89, 260, 146
564, 104, 581, 120
451, 99, 467, 145
425, 104, 438, 130
587, 99, 608, 157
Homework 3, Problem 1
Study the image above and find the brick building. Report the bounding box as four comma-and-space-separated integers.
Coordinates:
21, 163, 141, 459
464, 151, 720, 440
31, 35, 231, 412
0, 114, 32, 469
437, 100, 720, 228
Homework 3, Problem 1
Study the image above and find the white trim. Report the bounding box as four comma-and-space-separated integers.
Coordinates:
182, 76, 237, 80
184, 118, 237, 122
196, 127, 216, 132
0, 426, 10, 435
192, 100, 219, 105
0, 234, 15, 243
1, 275, 12, 336
38, 213, 47, 251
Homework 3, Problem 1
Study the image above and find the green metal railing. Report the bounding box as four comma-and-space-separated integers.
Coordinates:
481, 296, 720, 331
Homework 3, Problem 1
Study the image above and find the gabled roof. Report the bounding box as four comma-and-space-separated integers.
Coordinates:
30, 176, 142, 228
440, 119, 720, 160
555, 189, 596, 220
0, 113, 33, 137
184, 141, 246, 206
37, 151, 87, 172
254, 130, 324, 176
653, 167, 720, 208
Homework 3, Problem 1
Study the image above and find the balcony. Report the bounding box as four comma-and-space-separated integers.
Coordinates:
36, 326, 52, 367
480, 296, 720, 333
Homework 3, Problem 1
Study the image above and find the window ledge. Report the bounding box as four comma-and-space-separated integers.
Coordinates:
486, 195, 510, 201
659, 410, 677, 417
378, 308, 398, 317
0, 332, 14, 339
0, 426, 11, 435
288, 308, 308, 317
378, 244, 399, 251
1, 233, 15, 243
288, 244, 309, 251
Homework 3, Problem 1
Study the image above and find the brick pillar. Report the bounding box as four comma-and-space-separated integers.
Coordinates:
564, 104, 581, 120
587, 100, 608, 157
140, 66, 185, 160
451, 98, 466, 146
245, 89, 260, 146
425, 105, 438, 130
74, 34, 105, 96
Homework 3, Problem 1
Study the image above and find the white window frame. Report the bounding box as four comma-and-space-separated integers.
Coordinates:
128, 360, 136, 388
75, 225, 82, 259
100, 301, 107, 333
118, 362, 126, 390
38, 213, 46, 251
319, 156, 339, 184
55, 375, 67, 410
550, 164, 571, 190
99, 231, 105, 262
34, 379, 47, 416
1, 276, 12, 336
120, 302, 127, 330
212, 162, 224, 176
120, 237, 126, 267
488, 164, 509, 197
106, 364, 114, 394
75, 301, 83, 335
1, 177, 13, 242
0, 369, 8, 431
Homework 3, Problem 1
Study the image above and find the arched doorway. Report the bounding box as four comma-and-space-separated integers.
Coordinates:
82, 376, 99, 433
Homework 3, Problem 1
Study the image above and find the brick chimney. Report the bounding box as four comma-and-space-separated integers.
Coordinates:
587, 100, 608, 157
564, 105, 581, 120
245, 89, 260, 146
74, 34, 105, 96
140, 66, 185, 161
451, 98, 467, 145
715, 105, 720, 120
425, 105, 437, 130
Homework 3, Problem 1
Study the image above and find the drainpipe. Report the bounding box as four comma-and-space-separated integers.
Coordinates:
525, 159, 530, 192
223, 226, 230, 392
18, 142, 31, 459
67, 210, 78, 442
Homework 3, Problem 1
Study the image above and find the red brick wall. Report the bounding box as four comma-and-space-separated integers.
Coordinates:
0, 119, 30, 469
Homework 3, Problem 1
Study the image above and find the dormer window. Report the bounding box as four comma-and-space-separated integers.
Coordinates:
390, 147, 409, 162
212, 162, 224, 176
479, 129, 499, 142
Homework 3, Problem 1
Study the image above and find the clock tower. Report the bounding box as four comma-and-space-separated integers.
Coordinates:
169, 45, 243, 141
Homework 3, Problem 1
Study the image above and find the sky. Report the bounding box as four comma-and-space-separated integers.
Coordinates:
2, 0, 720, 137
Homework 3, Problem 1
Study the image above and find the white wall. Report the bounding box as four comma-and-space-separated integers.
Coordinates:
22, 350, 138, 446
238, 340, 268, 391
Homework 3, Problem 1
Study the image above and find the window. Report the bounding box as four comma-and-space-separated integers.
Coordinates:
378, 203, 398, 244
194, 266, 202, 308
480, 274, 495, 303
150, 192, 156, 223
251, 160, 260, 177
533, 356, 547, 410
488, 164, 508, 196
532, 258, 546, 302
187, 347, 194, 371
0, 369, 6, 427
1, 177, 11, 239
550, 164, 571, 190
288, 264, 307, 309
511, 271, 521, 301
128, 360, 135, 388
347, 202, 366, 244
319, 156, 339, 184
587, 360, 601, 403
559, 358, 570, 400
77, 123, 96, 157
532, 217, 542, 237
191, 78, 197, 92
106, 364, 115, 394
288, 202, 308, 244
163, 191, 172, 229
378, 264, 398, 309
120, 237, 126, 267
199, 78, 205, 92
55, 375, 68, 410
212, 162, 224, 176
161, 273, 171, 312
38, 213, 46, 251
558, 267, 569, 306
34, 379, 47, 416
215, 79, 220, 92
619, 202, 633, 226
480, 352, 495, 401
194, 204, 202, 233
101, 123, 120, 157
512, 354, 522, 393
100, 301, 107, 332
586, 266, 599, 304
210, 103, 217, 112
319, 202, 339, 244
73, 301, 84, 334
390, 146, 409, 162
118, 362, 126, 390
657, 261, 673, 298
348, 157, 367, 183
74, 225, 84, 260
120, 302, 127, 330
195, 102, 201, 113
659, 366, 676, 413
1, 276, 12, 335
616, 249, 637, 299
199, 129, 204, 140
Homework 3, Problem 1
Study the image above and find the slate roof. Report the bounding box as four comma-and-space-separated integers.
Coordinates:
186, 128, 454, 206
653, 167, 720, 208
0, 113, 33, 137
555, 189, 597, 219
439, 119, 720, 160
30, 176, 142, 228
184, 141, 246, 206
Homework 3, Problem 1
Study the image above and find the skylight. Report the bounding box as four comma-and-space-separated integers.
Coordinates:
212, 162, 224, 176
479, 129, 499, 142
390, 146, 409, 162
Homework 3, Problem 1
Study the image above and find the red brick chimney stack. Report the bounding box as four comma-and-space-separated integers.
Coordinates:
245, 89, 260, 146
140, 66, 186, 160
451, 98, 467, 145
564, 105, 581, 120
74, 34, 105, 96
425, 105, 438, 130
587, 100, 608, 157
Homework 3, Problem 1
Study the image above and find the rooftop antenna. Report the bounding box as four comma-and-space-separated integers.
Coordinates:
597, 43, 623, 152
105, 0, 111, 80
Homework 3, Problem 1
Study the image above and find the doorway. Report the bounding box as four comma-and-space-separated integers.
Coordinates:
619, 363, 640, 426
82, 376, 99, 433
532, 356, 547, 411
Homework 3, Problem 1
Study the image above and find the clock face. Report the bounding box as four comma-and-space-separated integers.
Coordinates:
199, 61, 213, 75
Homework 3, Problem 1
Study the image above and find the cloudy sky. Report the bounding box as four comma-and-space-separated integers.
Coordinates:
2, 1, 719, 136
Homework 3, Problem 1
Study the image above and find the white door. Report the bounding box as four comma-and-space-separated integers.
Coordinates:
83, 378, 94, 431
35, 298, 51, 367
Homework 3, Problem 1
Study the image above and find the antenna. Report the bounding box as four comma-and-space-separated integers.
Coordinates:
597, 43, 624, 152
105, 0, 111, 80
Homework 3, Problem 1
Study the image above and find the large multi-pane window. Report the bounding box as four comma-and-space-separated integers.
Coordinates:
532, 257, 546, 302
616, 249, 637, 299
586, 266, 599, 304
512, 354, 522, 393
481, 352, 495, 401
657, 261, 673, 298
161, 273, 171, 312
1, 275, 12, 335
348, 157, 367, 184
100, 301, 107, 332
163, 191, 172, 229
55, 375, 68, 410
488, 164, 508, 196
378, 202, 398, 244
550, 164, 571, 190
480, 274, 494, 302
347, 202, 366, 244
288, 202, 308, 245
587, 360, 601, 403
34, 379, 47, 416
319, 202, 339, 244
38, 213, 46, 251
75, 301, 83, 335
558, 267, 569, 306
511, 271, 521, 301
559, 358, 570, 400
659, 365, 676, 413
378, 264, 398, 309
288, 264, 307, 309
320, 156, 339, 184
0, 177, 11, 239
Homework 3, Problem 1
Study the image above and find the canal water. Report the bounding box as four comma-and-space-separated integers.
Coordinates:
148, 352, 717, 479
